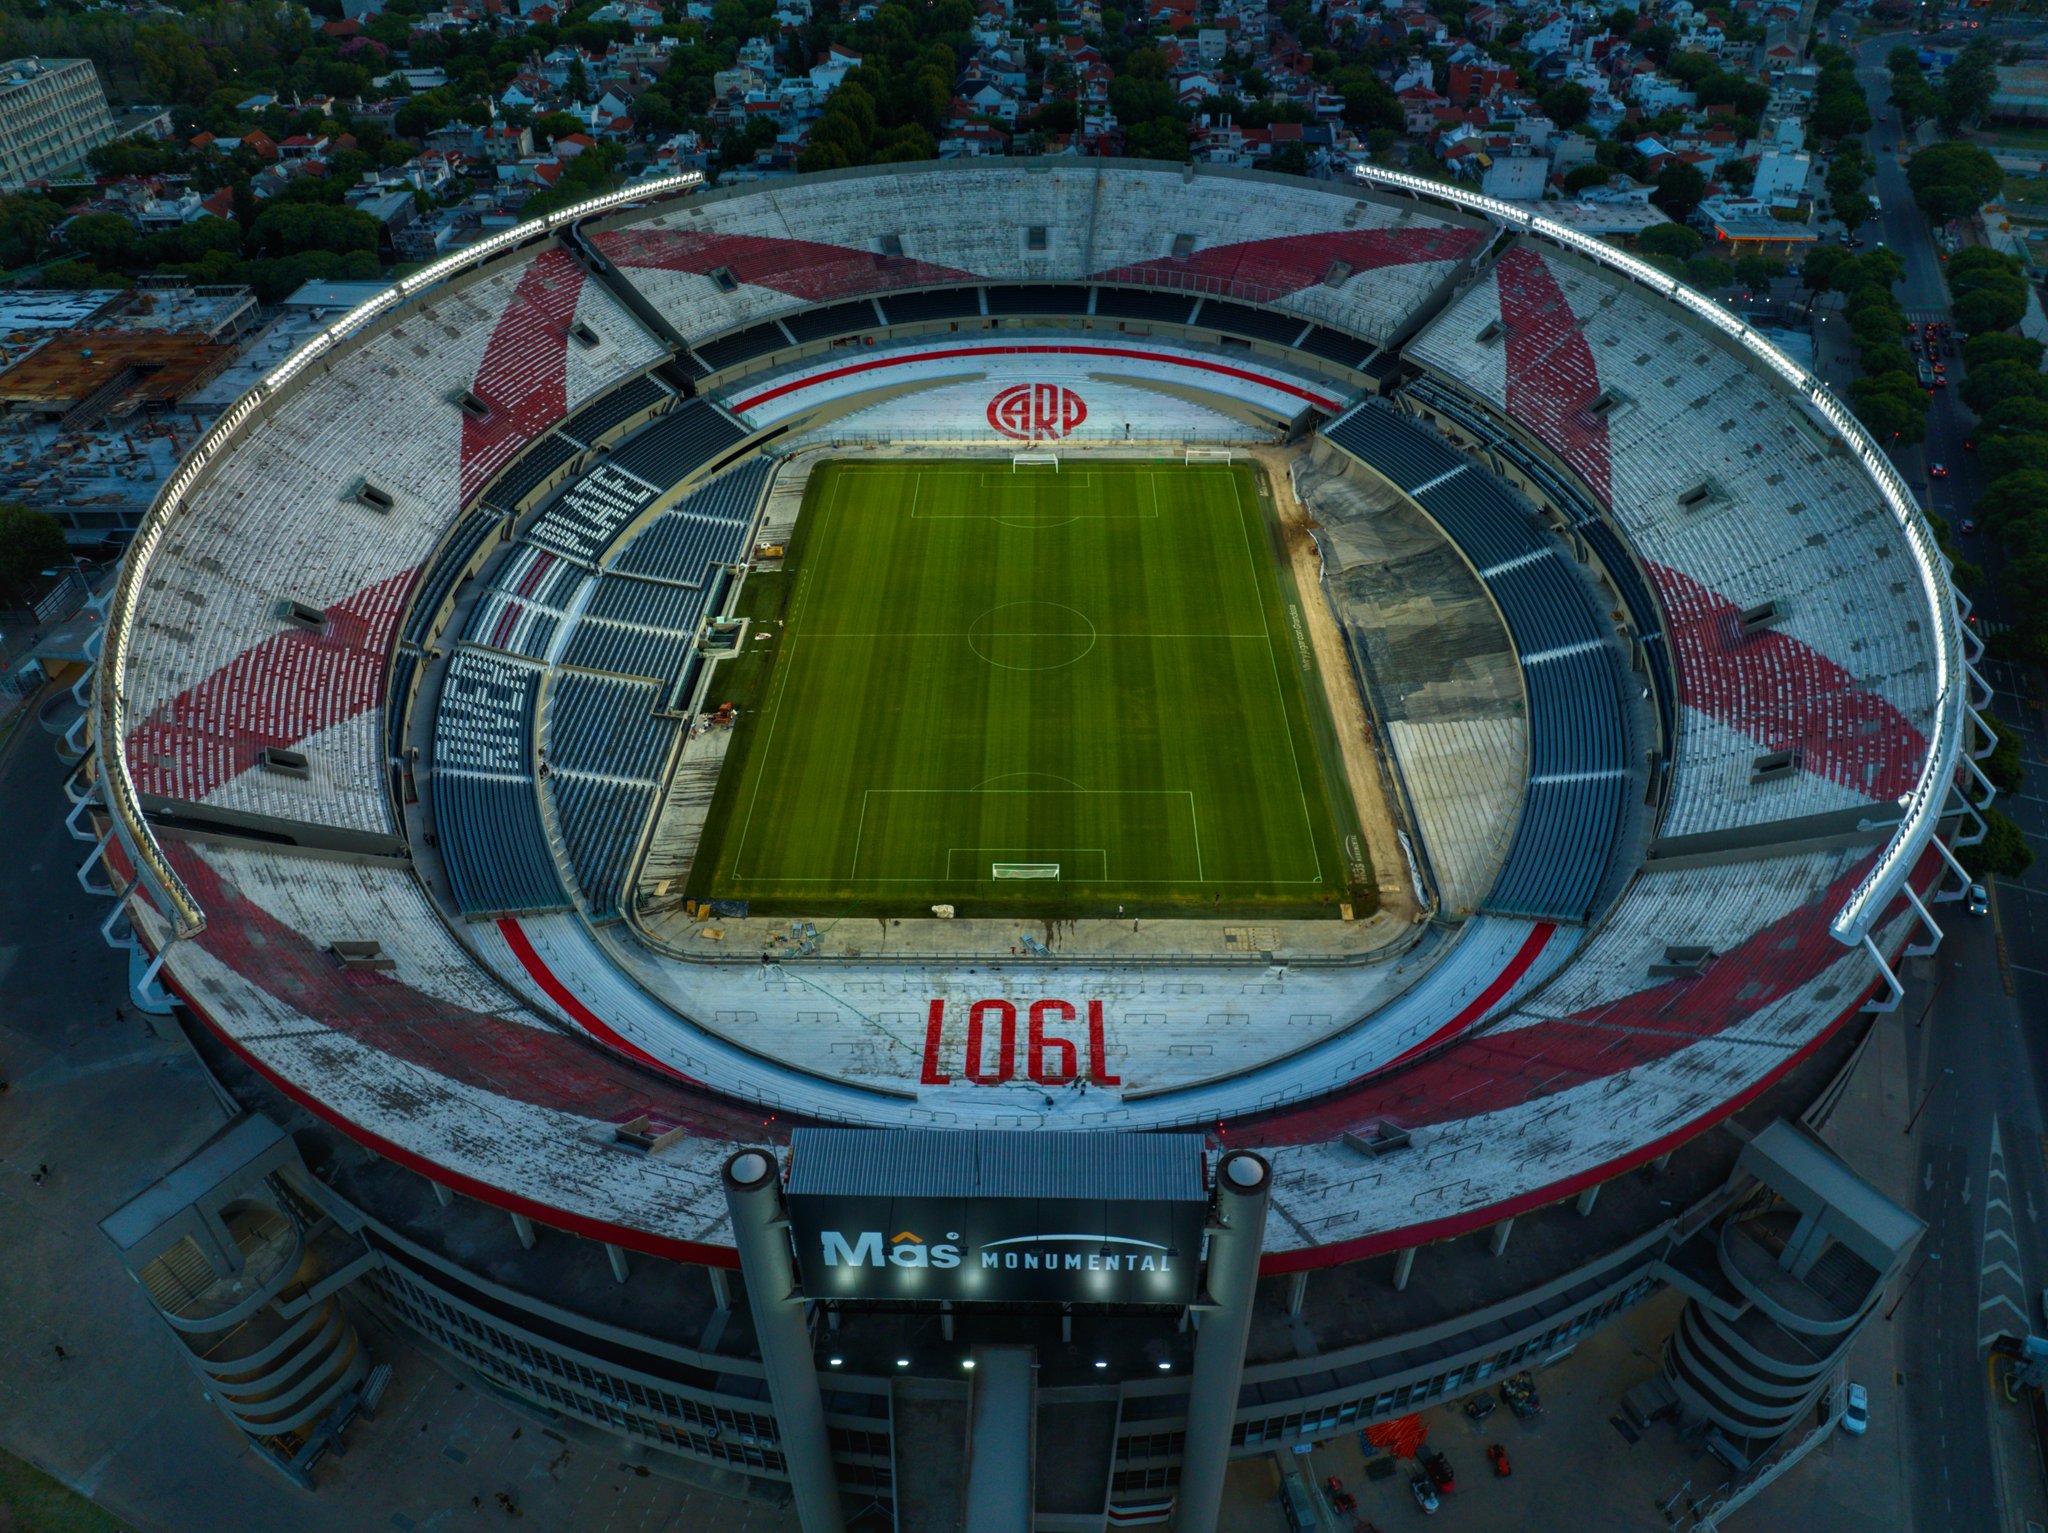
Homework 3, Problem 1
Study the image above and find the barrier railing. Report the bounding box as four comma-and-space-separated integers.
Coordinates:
93, 174, 702, 941
1353, 165, 1971, 948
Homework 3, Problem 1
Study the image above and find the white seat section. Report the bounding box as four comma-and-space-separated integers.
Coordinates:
593, 163, 1481, 350
119, 241, 668, 835
1510, 845, 1874, 1019
192, 840, 555, 1024
1406, 241, 1940, 838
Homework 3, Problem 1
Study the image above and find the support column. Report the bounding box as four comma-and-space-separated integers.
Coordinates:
708, 1266, 732, 1313
510, 1211, 536, 1250
723, 1150, 845, 1533
432, 1181, 454, 1208
1173, 1151, 1271, 1533
1576, 1184, 1600, 1216
1489, 1218, 1514, 1256
942, 1301, 955, 1343
1392, 1247, 1416, 1291
607, 1244, 630, 1284
1652, 1151, 1673, 1174
1286, 1271, 1308, 1317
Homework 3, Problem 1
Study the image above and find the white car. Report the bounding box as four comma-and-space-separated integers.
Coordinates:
1967, 884, 1989, 917
1841, 1382, 1870, 1435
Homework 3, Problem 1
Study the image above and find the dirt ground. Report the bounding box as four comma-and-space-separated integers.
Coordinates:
1248, 443, 1421, 927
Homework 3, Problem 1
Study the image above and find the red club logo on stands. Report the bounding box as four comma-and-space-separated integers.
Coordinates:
987, 383, 1087, 441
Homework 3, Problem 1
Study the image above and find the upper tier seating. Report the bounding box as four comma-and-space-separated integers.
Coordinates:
1324, 402, 1627, 922
590, 164, 1484, 355
1404, 240, 1940, 841
119, 240, 667, 839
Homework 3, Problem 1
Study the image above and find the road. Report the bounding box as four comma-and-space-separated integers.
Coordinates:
1819, 19, 2048, 1532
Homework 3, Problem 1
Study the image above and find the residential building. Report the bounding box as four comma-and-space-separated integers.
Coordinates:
0, 57, 117, 188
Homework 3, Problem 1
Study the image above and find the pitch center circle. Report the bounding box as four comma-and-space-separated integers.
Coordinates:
967, 601, 1097, 672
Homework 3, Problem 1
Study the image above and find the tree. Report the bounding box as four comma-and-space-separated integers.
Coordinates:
1964, 333, 2044, 373
1940, 40, 1999, 133
1964, 363, 2048, 416
1962, 808, 2035, 879
1954, 280, 2030, 336
1121, 116, 1188, 160
1907, 142, 2003, 219
0, 502, 66, 605
1538, 82, 1591, 129
1984, 716, 2028, 795
1734, 252, 1783, 291
1800, 244, 1850, 290
1637, 221, 1703, 259
1976, 470, 2048, 533
59, 212, 136, 270
1562, 163, 1611, 193
0, 194, 67, 271
1269, 142, 1310, 176
1683, 255, 1732, 291
1849, 373, 1929, 442
1978, 433, 2048, 483
247, 202, 380, 259
1834, 190, 1873, 232
1652, 161, 1707, 219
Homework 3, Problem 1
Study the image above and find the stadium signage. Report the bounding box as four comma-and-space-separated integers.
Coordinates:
987, 382, 1088, 440
918, 999, 1121, 1087
789, 1203, 1203, 1304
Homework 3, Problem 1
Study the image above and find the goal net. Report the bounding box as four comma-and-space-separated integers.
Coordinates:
992, 863, 1060, 879
1011, 451, 1060, 472
1184, 447, 1234, 465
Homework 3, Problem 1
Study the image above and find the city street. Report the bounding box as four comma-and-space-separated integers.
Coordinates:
1803, 23, 2048, 1532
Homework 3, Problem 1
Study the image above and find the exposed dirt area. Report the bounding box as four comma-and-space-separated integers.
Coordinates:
1248, 443, 1421, 927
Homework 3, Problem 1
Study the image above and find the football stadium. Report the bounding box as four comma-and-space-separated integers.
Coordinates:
74, 161, 1983, 1529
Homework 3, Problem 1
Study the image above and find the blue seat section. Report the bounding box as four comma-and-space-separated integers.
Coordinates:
401, 509, 499, 648
432, 651, 569, 917
611, 459, 769, 581
526, 461, 661, 569
608, 399, 749, 488
484, 432, 581, 512
548, 774, 656, 920
561, 374, 670, 445
561, 613, 701, 682
1323, 401, 1465, 490
549, 674, 678, 781
1405, 375, 1676, 748
587, 573, 714, 630
385, 647, 417, 766
462, 545, 584, 662
1323, 400, 1629, 924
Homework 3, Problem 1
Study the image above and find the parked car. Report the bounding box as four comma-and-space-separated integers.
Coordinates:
1930, 462, 1948, 477
1841, 1382, 1870, 1436
1962, 518, 1978, 534
1410, 1473, 1440, 1514
1967, 883, 1989, 917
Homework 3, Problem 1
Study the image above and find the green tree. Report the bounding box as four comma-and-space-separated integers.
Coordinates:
1799, 244, 1850, 290
1961, 361, 2048, 416
1978, 433, 2048, 483
1636, 221, 1703, 259
1984, 716, 2027, 794
1734, 252, 1783, 290
1653, 161, 1707, 218
58, 212, 136, 270
1962, 808, 2034, 879
0, 193, 67, 270
247, 202, 380, 259
1563, 163, 1611, 193
1121, 116, 1188, 160
1538, 82, 1591, 129
1835, 190, 1874, 232
1850, 373, 1929, 442
1907, 142, 2003, 219
1964, 333, 2044, 372
1977, 469, 2048, 532
0, 502, 66, 605
1940, 40, 1999, 133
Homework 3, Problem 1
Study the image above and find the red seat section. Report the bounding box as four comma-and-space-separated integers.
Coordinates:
1091, 225, 1485, 304
591, 226, 977, 302
461, 248, 589, 504
125, 568, 413, 805
1651, 562, 1927, 804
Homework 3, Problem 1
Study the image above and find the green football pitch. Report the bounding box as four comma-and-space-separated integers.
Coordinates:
686, 460, 1372, 917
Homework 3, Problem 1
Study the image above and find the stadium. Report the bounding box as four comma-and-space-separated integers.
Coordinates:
75, 160, 1983, 1528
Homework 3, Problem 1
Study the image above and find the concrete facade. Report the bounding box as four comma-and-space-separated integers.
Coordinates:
0, 58, 116, 187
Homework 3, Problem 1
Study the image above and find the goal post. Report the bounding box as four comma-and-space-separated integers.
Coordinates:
992, 862, 1061, 879
1011, 451, 1060, 472
1184, 447, 1234, 465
